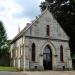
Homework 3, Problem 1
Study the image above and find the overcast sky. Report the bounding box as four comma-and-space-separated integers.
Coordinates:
0, 0, 45, 39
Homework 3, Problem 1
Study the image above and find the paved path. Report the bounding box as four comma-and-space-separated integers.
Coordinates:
0, 71, 27, 75
0, 71, 75, 75
22, 71, 75, 75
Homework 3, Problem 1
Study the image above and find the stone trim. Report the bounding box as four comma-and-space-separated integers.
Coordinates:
25, 36, 69, 42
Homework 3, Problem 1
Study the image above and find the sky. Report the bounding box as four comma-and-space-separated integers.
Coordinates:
0, 0, 45, 39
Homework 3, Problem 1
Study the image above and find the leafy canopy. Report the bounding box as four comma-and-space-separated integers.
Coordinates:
40, 0, 75, 51
0, 21, 9, 56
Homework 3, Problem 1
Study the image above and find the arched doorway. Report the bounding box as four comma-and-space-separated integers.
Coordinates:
43, 45, 52, 70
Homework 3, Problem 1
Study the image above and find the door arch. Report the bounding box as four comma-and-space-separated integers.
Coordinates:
43, 45, 52, 70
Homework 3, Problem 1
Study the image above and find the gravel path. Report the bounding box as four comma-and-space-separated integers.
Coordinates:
0, 71, 75, 75
22, 71, 75, 75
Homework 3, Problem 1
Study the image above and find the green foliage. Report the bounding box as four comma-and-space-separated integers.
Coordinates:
0, 21, 9, 56
71, 53, 75, 59
70, 0, 75, 5
40, 0, 75, 51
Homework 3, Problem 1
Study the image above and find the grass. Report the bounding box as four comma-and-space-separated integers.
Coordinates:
0, 66, 17, 71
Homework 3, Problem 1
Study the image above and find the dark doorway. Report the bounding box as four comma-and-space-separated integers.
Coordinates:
43, 45, 52, 70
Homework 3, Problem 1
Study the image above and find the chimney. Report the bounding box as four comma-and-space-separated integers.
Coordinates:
27, 23, 31, 26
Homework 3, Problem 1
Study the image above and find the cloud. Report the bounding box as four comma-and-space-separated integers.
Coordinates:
0, 0, 24, 39
0, 0, 45, 39
14, 0, 45, 19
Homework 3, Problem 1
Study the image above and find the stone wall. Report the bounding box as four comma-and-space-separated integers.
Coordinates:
24, 37, 72, 70
25, 10, 69, 41
10, 9, 72, 70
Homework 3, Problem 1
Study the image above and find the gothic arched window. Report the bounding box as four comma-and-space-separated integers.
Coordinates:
46, 25, 50, 36
32, 43, 36, 61
60, 45, 64, 62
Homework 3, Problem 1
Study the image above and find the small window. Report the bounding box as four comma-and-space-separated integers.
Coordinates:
20, 45, 22, 56
32, 43, 36, 61
16, 50, 17, 57
60, 45, 64, 62
15, 48, 18, 58
46, 25, 50, 36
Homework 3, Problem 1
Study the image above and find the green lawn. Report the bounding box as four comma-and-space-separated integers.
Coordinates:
0, 66, 17, 71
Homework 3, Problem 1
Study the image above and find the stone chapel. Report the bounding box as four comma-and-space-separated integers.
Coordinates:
10, 8, 72, 70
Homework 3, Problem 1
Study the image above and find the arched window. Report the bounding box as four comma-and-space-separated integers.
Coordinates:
32, 43, 36, 61
60, 45, 64, 62
46, 25, 50, 36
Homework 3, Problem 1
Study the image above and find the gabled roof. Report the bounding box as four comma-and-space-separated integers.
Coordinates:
10, 8, 52, 44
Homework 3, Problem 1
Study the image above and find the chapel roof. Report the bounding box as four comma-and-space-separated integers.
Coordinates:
10, 8, 53, 44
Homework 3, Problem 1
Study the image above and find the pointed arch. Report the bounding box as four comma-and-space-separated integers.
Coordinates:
32, 43, 36, 61
43, 45, 52, 70
41, 41, 56, 55
41, 41, 56, 70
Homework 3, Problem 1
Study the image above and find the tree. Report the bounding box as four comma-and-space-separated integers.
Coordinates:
40, 0, 75, 52
0, 21, 8, 56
